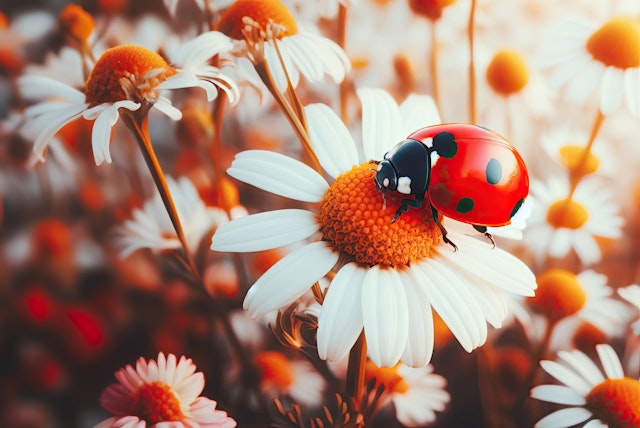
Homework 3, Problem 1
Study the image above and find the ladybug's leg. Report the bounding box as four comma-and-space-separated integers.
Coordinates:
473, 225, 496, 248
431, 205, 458, 251
392, 193, 425, 222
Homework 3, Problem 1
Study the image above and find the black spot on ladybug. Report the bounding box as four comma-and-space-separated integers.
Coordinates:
456, 197, 474, 214
510, 198, 524, 218
485, 158, 502, 185
432, 132, 458, 158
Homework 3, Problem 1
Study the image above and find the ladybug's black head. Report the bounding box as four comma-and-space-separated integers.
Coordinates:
374, 160, 398, 191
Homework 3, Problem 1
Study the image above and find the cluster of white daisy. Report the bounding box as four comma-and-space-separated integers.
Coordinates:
2, 0, 640, 427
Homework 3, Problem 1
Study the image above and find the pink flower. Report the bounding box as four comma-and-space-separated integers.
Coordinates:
96, 352, 236, 428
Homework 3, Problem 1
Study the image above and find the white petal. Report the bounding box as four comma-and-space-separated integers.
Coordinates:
539, 360, 592, 395
361, 266, 409, 367
317, 263, 366, 362
596, 344, 624, 379
305, 103, 359, 178
18, 75, 85, 103
30, 104, 87, 161
416, 259, 486, 351
89, 101, 140, 165
557, 350, 605, 386
358, 87, 403, 160
624, 67, 640, 115
600, 67, 624, 115
227, 150, 329, 202
535, 407, 592, 428
530, 385, 587, 405
398, 94, 441, 137
153, 97, 182, 120
243, 242, 337, 317
211, 209, 318, 252
399, 269, 434, 367
565, 60, 603, 103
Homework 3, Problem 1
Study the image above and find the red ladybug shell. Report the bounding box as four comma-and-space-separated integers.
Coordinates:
408, 123, 529, 227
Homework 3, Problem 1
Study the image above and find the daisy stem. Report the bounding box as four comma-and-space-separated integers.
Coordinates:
346, 330, 367, 409
121, 108, 202, 283
337, 4, 350, 124
517, 318, 558, 407
467, 0, 477, 123
254, 60, 323, 174
429, 22, 441, 109
567, 110, 605, 200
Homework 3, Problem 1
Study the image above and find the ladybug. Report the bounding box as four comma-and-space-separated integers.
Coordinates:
371, 123, 529, 249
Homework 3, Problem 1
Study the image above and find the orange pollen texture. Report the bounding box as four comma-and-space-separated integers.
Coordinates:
365, 361, 409, 394
85, 45, 175, 107
546, 198, 589, 230
485, 49, 530, 95
255, 351, 295, 390
559, 145, 600, 176
133, 381, 186, 423
529, 268, 586, 320
586, 377, 640, 428
216, 0, 298, 40
586, 17, 640, 69
319, 163, 440, 268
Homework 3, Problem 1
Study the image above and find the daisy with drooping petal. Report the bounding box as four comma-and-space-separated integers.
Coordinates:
539, 13, 640, 115
115, 176, 232, 257
365, 361, 450, 427
211, 87, 537, 368
523, 175, 623, 266
18, 31, 238, 165
530, 344, 640, 428
215, 0, 351, 92
96, 352, 237, 428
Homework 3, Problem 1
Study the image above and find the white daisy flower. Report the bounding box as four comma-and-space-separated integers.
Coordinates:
618, 284, 640, 377
116, 176, 229, 257
365, 361, 450, 427
527, 269, 633, 351
215, 0, 351, 91
539, 15, 640, 115
96, 352, 237, 428
531, 344, 640, 428
211, 87, 537, 368
523, 176, 623, 266
18, 31, 238, 166
254, 351, 326, 407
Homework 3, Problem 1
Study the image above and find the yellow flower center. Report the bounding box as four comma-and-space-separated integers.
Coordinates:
85, 45, 176, 107
409, 0, 457, 20
528, 268, 586, 321
546, 198, 589, 229
365, 361, 409, 394
133, 381, 185, 423
586, 17, 640, 69
255, 351, 295, 390
558, 145, 600, 176
586, 377, 640, 428
485, 49, 529, 95
216, 0, 298, 40
319, 163, 440, 268
59, 4, 95, 44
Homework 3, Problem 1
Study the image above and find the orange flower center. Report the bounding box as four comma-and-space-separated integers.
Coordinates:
59, 4, 95, 44
216, 0, 298, 40
528, 268, 586, 321
485, 49, 529, 95
546, 198, 589, 229
85, 45, 176, 107
558, 145, 600, 176
255, 351, 295, 390
365, 361, 409, 394
572, 321, 607, 353
586, 377, 640, 428
319, 163, 440, 268
133, 381, 186, 423
409, 0, 457, 20
586, 17, 640, 69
